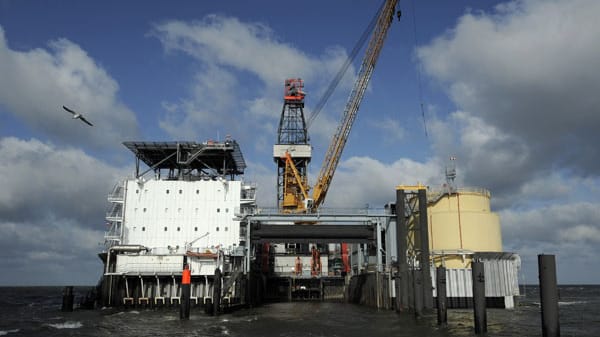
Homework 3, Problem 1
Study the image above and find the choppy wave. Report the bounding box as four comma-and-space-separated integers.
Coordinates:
531, 300, 588, 307
47, 321, 83, 329
559, 300, 588, 306
0, 329, 20, 336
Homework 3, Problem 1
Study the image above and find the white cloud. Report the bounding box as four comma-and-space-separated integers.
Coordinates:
0, 137, 128, 285
249, 153, 443, 210
158, 65, 240, 140
152, 16, 350, 89
0, 219, 105, 285
416, 0, 600, 283
0, 26, 139, 150
245, 159, 277, 208
320, 156, 442, 208
152, 15, 356, 151
517, 173, 572, 204
560, 225, 600, 243
367, 116, 406, 143
0, 137, 128, 222
418, 0, 600, 181
428, 111, 532, 202
500, 203, 600, 245
500, 202, 600, 283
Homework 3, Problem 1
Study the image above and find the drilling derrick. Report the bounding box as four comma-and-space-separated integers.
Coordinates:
273, 0, 399, 213
273, 79, 312, 212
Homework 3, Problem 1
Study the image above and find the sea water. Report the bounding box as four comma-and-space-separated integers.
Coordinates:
0, 285, 598, 336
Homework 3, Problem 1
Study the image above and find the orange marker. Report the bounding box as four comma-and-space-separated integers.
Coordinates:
182, 264, 191, 285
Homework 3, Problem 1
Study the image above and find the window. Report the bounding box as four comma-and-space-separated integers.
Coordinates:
179, 189, 182, 194
143, 208, 147, 212
194, 227, 198, 232
142, 227, 146, 231
177, 227, 181, 232
165, 208, 168, 213
164, 227, 167, 231
217, 208, 220, 213
216, 227, 220, 232
196, 190, 199, 194
166, 189, 170, 194
136, 190, 139, 194
224, 226, 228, 232
225, 208, 229, 213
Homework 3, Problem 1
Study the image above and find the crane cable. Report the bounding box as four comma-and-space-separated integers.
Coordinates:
306, 0, 386, 130
411, 0, 429, 140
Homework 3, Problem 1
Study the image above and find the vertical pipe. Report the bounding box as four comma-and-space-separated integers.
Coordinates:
61, 286, 74, 312
472, 261, 487, 334
104, 275, 113, 307
418, 189, 433, 309
104, 251, 110, 275
376, 219, 383, 273
538, 254, 560, 337
394, 275, 401, 312
436, 266, 447, 326
135, 157, 140, 178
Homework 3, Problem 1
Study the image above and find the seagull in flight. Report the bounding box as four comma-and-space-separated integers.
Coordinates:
63, 105, 93, 126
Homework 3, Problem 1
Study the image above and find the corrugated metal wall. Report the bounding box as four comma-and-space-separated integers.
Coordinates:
431, 253, 520, 298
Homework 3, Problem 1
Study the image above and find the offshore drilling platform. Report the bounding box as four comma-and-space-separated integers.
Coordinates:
95, 0, 520, 315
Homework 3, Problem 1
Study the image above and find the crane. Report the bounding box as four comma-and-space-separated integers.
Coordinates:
276, 0, 400, 213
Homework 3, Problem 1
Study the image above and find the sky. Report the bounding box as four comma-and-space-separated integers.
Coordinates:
0, 0, 599, 285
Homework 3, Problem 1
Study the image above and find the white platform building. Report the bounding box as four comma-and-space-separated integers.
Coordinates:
99, 139, 256, 312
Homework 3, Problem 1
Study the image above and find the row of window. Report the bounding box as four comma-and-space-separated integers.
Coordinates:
140, 226, 228, 232
136, 189, 222, 195
136, 207, 229, 213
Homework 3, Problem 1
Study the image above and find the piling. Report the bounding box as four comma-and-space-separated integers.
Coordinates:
471, 261, 487, 334
436, 266, 447, 326
61, 286, 74, 312
538, 254, 560, 337
417, 189, 434, 309
395, 189, 409, 310
413, 270, 424, 317
180, 264, 191, 320
212, 268, 222, 316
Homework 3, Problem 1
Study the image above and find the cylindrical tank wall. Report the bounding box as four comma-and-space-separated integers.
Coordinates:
428, 190, 502, 268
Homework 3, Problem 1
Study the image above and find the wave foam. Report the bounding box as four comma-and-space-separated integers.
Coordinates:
559, 300, 588, 306
47, 321, 83, 329
0, 329, 20, 336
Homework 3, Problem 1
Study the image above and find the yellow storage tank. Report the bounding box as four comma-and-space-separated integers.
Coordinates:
427, 188, 502, 268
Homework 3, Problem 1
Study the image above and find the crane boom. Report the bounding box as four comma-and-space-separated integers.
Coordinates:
311, 0, 399, 210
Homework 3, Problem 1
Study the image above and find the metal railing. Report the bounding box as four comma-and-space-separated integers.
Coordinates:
254, 206, 387, 216
107, 182, 125, 201
106, 203, 123, 220
427, 187, 491, 203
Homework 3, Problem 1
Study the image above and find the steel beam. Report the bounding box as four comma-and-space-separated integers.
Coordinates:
250, 224, 374, 243
246, 213, 387, 224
